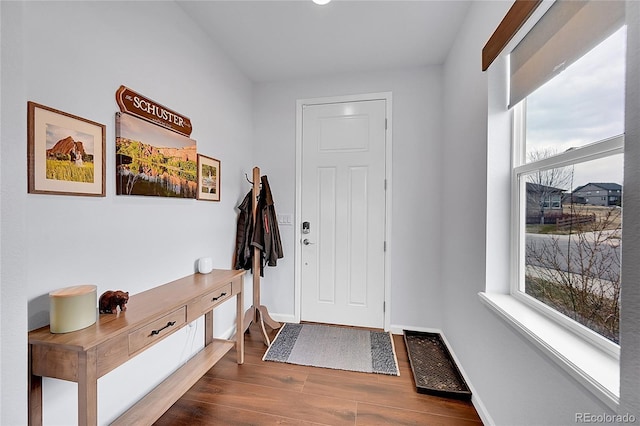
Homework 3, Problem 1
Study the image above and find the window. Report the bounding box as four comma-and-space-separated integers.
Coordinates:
511, 2, 625, 352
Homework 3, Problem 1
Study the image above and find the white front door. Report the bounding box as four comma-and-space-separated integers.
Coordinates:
300, 98, 387, 328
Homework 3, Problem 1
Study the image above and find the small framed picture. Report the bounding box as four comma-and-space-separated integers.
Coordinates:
27, 102, 106, 197
197, 154, 221, 201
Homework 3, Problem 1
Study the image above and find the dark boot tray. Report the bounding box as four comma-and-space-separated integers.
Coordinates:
403, 330, 472, 400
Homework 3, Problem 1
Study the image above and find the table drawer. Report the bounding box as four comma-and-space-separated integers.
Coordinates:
128, 307, 186, 355
201, 282, 233, 312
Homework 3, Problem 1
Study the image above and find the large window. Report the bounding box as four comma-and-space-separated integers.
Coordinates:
511, 2, 626, 352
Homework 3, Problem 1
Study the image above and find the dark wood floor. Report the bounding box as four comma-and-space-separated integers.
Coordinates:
155, 322, 483, 425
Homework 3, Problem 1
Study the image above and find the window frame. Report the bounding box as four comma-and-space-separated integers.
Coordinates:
481, 0, 632, 410
510, 101, 624, 358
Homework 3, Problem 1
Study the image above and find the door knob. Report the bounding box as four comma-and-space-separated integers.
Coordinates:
302, 238, 314, 245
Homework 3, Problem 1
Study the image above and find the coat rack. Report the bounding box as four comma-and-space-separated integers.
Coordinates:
243, 166, 281, 345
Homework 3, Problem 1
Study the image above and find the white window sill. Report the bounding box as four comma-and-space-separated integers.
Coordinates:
478, 292, 619, 411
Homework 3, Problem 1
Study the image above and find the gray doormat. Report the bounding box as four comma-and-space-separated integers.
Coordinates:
263, 323, 399, 376
403, 330, 471, 400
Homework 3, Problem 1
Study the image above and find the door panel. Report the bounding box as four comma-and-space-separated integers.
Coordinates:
301, 99, 386, 328
318, 167, 336, 303
349, 166, 368, 306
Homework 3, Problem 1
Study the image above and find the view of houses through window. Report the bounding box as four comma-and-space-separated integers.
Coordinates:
522, 156, 623, 343
515, 25, 626, 345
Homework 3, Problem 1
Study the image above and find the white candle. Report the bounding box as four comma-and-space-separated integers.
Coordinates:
198, 257, 213, 274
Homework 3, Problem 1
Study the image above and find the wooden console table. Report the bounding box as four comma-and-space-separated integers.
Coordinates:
28, 269, 245, 426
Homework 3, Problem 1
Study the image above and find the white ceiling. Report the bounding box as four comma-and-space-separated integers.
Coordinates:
177, 0, 472, 82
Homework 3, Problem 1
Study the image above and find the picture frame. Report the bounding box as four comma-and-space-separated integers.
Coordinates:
197, 154, 221, 201
28, 102, 106, 197
115, 112, 197, 198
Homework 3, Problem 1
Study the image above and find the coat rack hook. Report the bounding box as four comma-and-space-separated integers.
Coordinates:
245, 173, 254, 185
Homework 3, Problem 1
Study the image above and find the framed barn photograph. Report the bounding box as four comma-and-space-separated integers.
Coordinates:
27, 102, 106, 196
197, 154, 220, 201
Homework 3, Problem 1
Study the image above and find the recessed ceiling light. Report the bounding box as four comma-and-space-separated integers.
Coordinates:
313, 0, 331, 5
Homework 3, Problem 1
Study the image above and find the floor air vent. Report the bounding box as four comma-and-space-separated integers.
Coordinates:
403, 330, 472, 400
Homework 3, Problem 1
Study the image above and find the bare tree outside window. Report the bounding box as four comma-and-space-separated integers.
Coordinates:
526, 149, 574, 225
523, 158, 622, 343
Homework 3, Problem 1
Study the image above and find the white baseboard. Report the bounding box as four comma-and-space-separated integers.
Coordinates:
389, 323, 443, 335
220, 324, 236, 340
267, 313, 297, 324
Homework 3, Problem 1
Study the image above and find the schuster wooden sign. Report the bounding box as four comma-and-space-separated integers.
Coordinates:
115, 85, 192, 137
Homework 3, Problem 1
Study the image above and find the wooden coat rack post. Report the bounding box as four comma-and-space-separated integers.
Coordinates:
243, 166, 281, 345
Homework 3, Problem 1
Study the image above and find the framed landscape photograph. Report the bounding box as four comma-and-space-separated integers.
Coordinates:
197, 154, 220, 201
116, 112, 198, 198
27, 102, 106, 196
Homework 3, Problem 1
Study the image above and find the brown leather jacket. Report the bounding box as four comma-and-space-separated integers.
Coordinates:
234, 175, 283, 275
251, 175, 283, 275
233, 190, 254, 271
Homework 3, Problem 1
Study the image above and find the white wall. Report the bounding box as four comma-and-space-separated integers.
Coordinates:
251, 68, 445, 331
441, 1, 620, 424
0, 1, 253, 424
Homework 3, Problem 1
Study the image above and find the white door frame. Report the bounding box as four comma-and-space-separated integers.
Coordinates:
294, 92, 393, 331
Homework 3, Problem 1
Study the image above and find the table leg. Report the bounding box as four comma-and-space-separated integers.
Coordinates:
77, 349, 97, 426
236, 291, 244, 364
28, 345, 43, 426
204, 311, 214, 346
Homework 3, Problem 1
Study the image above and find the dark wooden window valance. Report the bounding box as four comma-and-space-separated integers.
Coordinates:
483, 0, 626, 108
482, 0, 542, 71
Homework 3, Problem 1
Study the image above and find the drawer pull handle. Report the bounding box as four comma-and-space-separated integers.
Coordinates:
150, 321, 176, 336
212, 292, 227, 302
